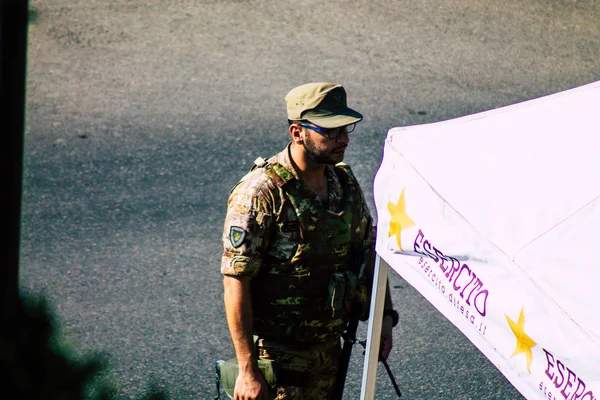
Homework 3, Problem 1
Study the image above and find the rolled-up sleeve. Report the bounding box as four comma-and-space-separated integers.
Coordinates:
221, 176, 272, 277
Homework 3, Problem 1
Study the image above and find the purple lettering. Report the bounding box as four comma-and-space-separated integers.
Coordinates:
414, 230, 425, 255
572, 378, 586, 400
453, 264, 471, 291
545, 349, 596, 400
473, 289, 489, 317
434, 247, 448, 273
445, 256, 461, 281
414, 230, 490, 319
458, 266, 476, 298
544, 349, 556, 381
555, 360, 566, 389
423, 240, 439, 262
465, 277, 483, 305
561, 368, 576, 399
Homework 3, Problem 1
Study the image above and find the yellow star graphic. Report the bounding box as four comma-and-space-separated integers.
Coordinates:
387, 189, 415, 251
505, 308, 537, 373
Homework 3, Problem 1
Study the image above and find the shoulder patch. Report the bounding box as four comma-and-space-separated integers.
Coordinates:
229, 226, 246, 248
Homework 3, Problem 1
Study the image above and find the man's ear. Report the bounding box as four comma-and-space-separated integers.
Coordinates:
289, 123, 303, 144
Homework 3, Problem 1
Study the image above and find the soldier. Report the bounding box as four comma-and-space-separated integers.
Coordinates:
222, 82, 398, 400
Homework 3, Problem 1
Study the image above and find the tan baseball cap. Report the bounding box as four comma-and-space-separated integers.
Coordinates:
285, 82, 363, 128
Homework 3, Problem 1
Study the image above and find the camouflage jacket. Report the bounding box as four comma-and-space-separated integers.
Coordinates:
221, 144, 374, 343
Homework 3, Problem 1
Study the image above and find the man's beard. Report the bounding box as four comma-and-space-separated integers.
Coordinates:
303, 134, 345, 165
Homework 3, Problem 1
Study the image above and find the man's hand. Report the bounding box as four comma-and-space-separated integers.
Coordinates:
224, 275, 269, 399
234, 368, 269, 400
379, 316, 394, 361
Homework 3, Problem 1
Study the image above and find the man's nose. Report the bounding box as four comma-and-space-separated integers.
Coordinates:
337, 131, 350, 144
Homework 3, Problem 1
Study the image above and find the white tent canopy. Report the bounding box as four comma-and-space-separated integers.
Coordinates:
366, 81, 600, 399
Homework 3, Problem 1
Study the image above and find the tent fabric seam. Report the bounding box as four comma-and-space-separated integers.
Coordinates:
512, 193, 600, 259
384, 139, 596, 346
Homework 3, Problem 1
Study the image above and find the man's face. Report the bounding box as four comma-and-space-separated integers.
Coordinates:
300, 123, 351, 165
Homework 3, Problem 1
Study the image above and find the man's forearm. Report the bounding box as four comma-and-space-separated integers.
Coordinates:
384, 280, 393, 310
223, 275, 258, 373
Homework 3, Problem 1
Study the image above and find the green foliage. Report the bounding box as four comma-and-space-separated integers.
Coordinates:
0, 294, 170, 399
28, 6, 40, 25
0, 294, 114, 399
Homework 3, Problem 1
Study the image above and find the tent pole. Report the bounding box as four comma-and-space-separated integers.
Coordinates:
360, 253, 389, 400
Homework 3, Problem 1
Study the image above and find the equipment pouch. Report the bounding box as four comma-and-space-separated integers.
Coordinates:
215, 358, 279, 399
326, 272, 346, 315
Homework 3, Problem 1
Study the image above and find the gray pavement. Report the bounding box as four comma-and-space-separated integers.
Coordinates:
21, 0, 600, 398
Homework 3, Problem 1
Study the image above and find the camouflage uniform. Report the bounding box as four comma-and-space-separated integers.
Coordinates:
221, 144, 374, 399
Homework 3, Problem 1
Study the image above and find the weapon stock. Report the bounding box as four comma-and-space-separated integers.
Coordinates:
331, 317, 360, 400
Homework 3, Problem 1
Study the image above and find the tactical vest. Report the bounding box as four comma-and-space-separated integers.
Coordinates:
251, 159, 370, 344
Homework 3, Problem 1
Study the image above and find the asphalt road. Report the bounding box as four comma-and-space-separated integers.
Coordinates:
21, 0, 600, 399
